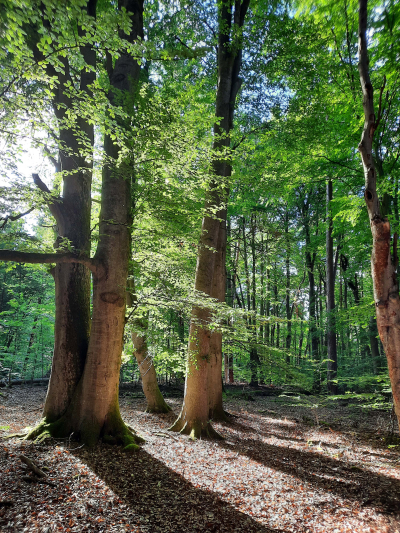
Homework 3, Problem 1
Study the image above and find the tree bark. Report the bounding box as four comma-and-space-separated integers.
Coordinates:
27, 0, 145, 448
170, 0, 250, 438
285, 208, 292, 366
358, 0, 400, 429
126, 282, 171, 414
326, 179, 338, 394
22, 2, 97, 422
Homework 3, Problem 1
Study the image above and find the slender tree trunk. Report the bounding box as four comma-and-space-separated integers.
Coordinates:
358, 0, 400, 429
368, 315, 381, 374
306, 252, 319, 392
266, 240, 270, 343
259, 233, 266, 383
326, 180, 338, 394
126, 283, 171, 413
242, 217, 259, 387
22, 300, 41, 377
285, 209, 292, 367
131, 324, 171, 413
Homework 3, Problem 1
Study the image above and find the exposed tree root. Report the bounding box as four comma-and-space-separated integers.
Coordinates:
169, 418, 224, 440
23, 415, 145, 452
210, 408, 231, 423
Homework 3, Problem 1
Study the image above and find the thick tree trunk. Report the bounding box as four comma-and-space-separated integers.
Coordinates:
326, 179, 338, 394
358, 0, 400, 430
169, 199, 222, 437
208, 214, 227, 420
170, 0, 250, 438
39, 2, 96, 422
28, 0, 145, 448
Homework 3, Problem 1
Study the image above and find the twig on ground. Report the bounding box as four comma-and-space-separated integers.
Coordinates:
19, 454, 46, 478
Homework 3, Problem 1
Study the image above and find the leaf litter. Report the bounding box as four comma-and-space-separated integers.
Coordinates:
1, 384, 400, 532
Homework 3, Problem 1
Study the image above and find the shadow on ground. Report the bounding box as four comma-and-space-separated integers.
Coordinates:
217, 418, 400, 517
72, 445, 281, 533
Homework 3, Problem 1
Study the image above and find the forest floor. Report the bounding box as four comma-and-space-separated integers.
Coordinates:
1, 384, 400, 533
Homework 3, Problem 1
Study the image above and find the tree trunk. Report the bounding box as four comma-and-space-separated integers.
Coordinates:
170, 0, 250, 438
22, 305, 40, 377
37, 2, 96, 422
358, 0, 400, 430
208, 215, 227, 420
285, 209, 292, 366
127, 284, 171, 414
28, 0, 145, 449
326, 179, 338, 394
368, 315, 381, 374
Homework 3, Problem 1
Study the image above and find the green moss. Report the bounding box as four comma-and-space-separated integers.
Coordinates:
123, 443, 140, 453
24, 417, 67, 443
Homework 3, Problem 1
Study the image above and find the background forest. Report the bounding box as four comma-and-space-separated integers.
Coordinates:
1, 0, 399, 407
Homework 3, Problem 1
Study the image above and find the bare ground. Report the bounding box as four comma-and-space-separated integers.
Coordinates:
1, 384, 400, 533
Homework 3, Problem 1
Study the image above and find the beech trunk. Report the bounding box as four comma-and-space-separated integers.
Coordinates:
326, 179, 338, 394
170, 0, 250, 438
358, 0, 400, 429
31, 2, 97, 422
27, 0, 145, 448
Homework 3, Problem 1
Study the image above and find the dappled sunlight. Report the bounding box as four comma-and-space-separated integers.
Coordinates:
1, 385, 399, 532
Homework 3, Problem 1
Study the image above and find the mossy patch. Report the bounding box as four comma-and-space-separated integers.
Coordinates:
123, 443, 140, 453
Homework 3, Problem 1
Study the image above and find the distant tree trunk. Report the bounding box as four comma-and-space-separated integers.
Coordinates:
259, 233, 266, 383
306, 251, 319, 391
171, 0, 250, 438
225, 218, 235, 384
243, 216, 259, 386
285, 209, 292, 366
22, 300, 41, 377
358, 0, 400, 430
126, 283, 171, 414
326, 179, 338, 394
131, 325, 171, 413
368, 316, 381, 374
265, 241, 271, 343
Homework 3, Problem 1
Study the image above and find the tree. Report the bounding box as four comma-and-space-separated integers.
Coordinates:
0, 0, 145, 448
357, 0, 400, 429
170, 0, 250, 439
326, 179, 338, 394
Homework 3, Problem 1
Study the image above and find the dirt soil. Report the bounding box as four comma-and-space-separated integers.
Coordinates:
1, 384, 400, 533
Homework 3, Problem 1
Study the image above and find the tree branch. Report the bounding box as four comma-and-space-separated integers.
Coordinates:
32, 173, 63, 223
0, 250, 97, 273
232, 123, 269, 150
0, 207, 35, 229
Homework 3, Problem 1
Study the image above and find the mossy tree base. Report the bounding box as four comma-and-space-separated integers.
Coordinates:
209, 407, 231, 423
24, 415, 145, 452
169, 418, 224, 440
146, 401, 172, 414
